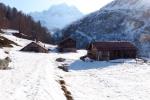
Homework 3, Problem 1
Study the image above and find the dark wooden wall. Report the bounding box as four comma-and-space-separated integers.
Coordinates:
58, 38, 76, 52
88, 49, 136, 61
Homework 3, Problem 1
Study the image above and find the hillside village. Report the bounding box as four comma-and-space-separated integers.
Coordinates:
0, 0, 150, 100
0, 30, 150, 100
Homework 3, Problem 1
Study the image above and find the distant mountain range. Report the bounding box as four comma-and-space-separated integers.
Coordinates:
30, 3, 84, 31
62, 0, 150, 57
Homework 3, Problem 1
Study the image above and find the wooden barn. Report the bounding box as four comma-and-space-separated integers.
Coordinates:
87, 41, 137, 60
20, 42, 48, 53
58, 37, 76, 52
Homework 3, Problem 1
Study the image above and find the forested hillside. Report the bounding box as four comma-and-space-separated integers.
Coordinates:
0, 3, 52, 43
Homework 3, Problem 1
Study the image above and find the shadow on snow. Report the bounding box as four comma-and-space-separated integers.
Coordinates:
69, 60, 118, 71
69, 59, 136, 71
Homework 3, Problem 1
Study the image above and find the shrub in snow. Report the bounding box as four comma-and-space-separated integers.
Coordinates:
56, 58, 66, 62
0, 57, 11, 70
4, 48, 11, 54
80, 56, 93, 62
58, 64, 69, 72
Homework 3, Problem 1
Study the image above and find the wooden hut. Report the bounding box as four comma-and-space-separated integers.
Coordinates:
20, 42, 48, 53
87, 41, 137, 60
58, 37, 76, 52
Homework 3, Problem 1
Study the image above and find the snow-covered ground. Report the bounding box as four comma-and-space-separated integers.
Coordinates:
0, 32, 150, 100
63, 61, 150, 100
0, 51, 66, 100
1, 29, 19, 35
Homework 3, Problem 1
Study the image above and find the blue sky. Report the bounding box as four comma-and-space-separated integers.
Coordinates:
0, 0, 113, 14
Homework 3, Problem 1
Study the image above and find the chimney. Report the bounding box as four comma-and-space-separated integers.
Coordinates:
32, 31, 38, 43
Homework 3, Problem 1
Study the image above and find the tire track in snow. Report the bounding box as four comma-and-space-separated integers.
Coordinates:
9, 56, 43, 100
0, 52, 65, 100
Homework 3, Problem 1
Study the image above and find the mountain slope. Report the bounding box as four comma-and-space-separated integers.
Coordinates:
0, 35, 19, 47
62, 0, 150, 57
31, 3, 84, 31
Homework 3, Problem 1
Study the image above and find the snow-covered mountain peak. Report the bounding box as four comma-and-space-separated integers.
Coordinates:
31, 3, 84, 31
105, 0, 150, 10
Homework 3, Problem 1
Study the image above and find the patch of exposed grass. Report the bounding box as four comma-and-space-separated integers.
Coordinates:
0, 35, 19, 47
58, 80, 73, 100
59, 80, 66, 85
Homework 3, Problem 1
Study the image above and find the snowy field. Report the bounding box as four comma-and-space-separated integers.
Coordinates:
64, 61, 150, 100
0, 33, 150, 100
